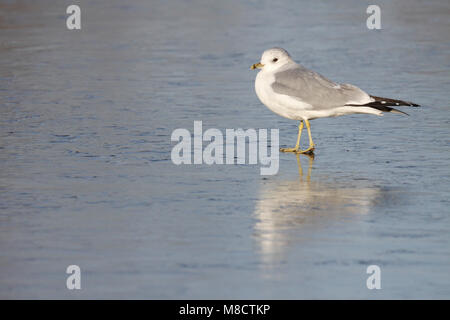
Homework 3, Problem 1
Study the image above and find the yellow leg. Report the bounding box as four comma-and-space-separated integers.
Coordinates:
280, 120, 316, 154
300, 119, 315, 154
280, 121, 303, 153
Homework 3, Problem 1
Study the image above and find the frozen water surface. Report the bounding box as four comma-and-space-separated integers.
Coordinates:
0, 0, 449, 298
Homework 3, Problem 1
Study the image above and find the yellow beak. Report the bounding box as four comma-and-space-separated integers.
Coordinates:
250, 62, 264, 70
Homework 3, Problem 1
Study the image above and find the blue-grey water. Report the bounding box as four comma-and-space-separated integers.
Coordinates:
0, 0, 449, 299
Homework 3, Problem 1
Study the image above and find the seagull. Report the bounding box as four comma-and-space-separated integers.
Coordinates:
251, 47, 419, 154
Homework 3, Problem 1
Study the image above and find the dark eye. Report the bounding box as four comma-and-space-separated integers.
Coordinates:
272, 58, 278, 62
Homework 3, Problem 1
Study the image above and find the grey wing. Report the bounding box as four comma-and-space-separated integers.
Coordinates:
271, 66, 372, 109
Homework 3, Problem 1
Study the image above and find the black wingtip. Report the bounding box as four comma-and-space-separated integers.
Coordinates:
390, 108, 409, 116
369, 95, 420, 107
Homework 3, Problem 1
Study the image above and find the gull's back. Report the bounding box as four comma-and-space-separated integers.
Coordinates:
271, 64, 373, 109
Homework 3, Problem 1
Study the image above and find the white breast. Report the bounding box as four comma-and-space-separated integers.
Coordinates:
255, 71, 313, 120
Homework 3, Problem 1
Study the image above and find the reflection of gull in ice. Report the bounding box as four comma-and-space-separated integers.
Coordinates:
253, 155, 382, 267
